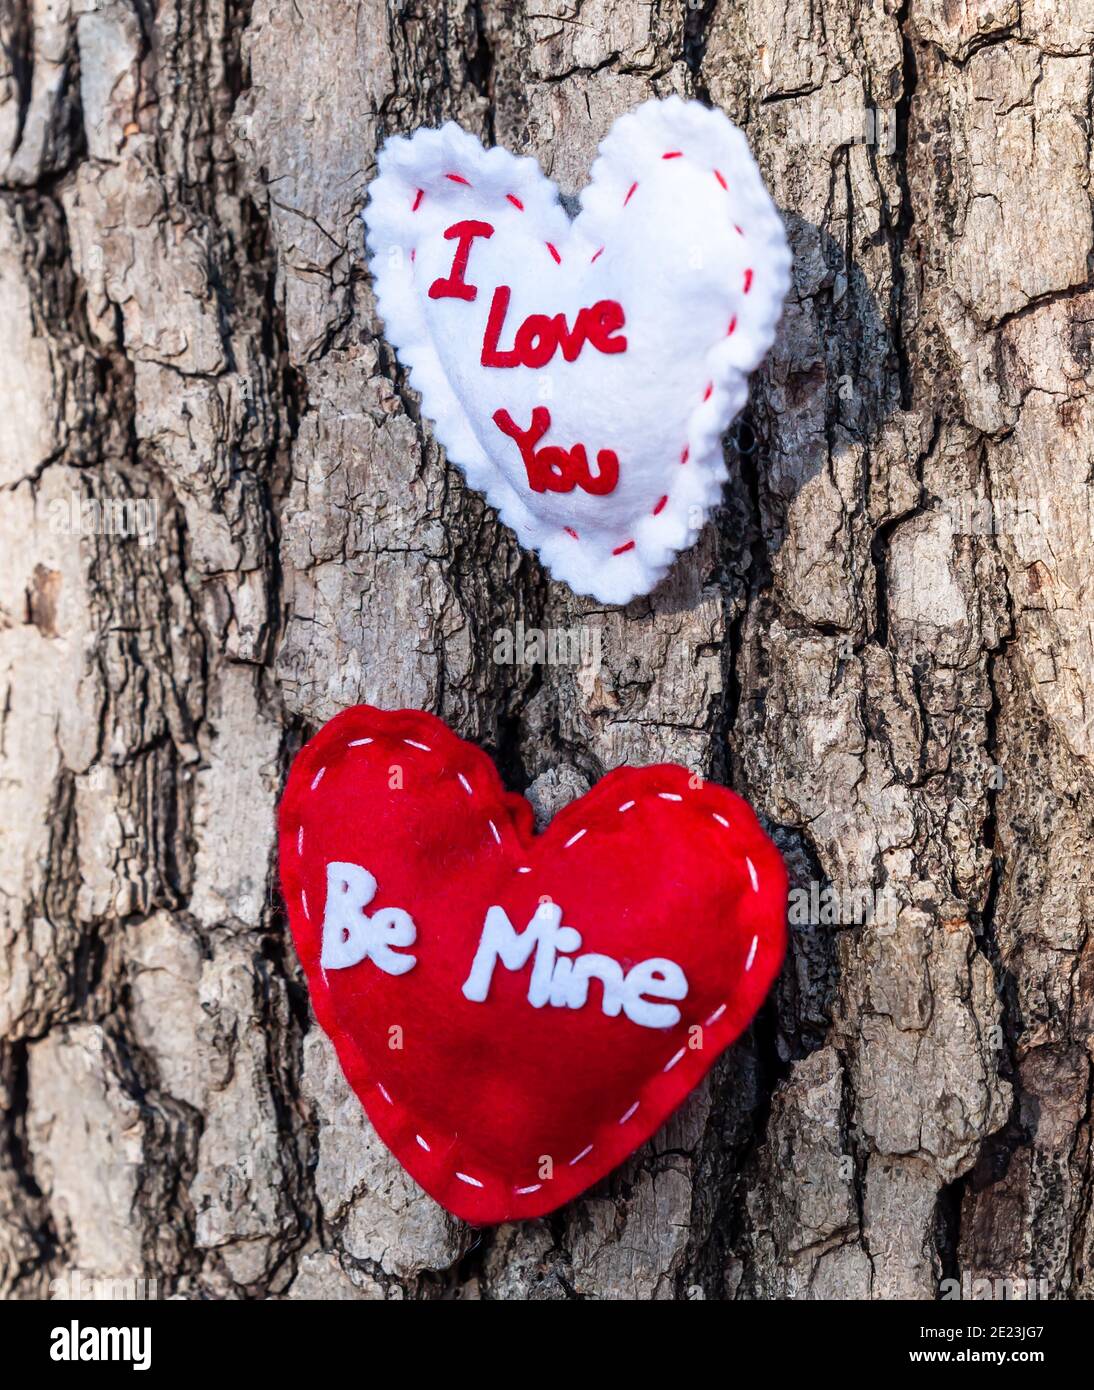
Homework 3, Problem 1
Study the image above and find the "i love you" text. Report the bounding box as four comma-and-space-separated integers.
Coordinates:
428, 219, 627, 497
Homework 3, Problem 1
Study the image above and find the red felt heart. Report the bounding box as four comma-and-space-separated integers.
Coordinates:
278, 706, 788, 1224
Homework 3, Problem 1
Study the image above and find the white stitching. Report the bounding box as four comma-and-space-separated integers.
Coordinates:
309, 723, 775, 1199
297, 825, 304, 856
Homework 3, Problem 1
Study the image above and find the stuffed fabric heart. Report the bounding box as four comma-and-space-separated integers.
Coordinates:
279, 706, 788, 1224
364, 97, 792, 604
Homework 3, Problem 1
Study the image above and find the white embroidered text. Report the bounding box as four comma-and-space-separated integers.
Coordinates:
461, 901, 687, 1028
321, 862, 417, 975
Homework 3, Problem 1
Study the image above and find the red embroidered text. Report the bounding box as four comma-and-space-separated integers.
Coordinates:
429, 219, 495, 302
493, 407, 620, 496
481, 286, 627, 369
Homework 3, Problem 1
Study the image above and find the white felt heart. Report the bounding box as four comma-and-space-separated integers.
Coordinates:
364, 97, 791, 604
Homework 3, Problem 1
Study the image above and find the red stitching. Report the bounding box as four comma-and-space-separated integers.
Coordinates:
420, 147, 740, 573
611, 156, 738, 549
743, 268, 753, 293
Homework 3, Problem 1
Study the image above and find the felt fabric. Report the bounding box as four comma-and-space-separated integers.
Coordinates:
364, 97, 792, 604
279, 705, 789, 1225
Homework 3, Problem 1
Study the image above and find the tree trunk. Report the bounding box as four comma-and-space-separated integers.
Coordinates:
1, 0, 1091, 1301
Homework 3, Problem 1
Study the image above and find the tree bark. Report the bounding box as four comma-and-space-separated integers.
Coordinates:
1, 0, 1091, 1300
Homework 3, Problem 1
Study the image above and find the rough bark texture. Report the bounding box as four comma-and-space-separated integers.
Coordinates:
1, 0, 1092, 1301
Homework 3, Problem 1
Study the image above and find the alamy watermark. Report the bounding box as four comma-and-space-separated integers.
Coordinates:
50, 1319, 152, 1371
939, 1271, 1051, 1301
47, 493, 159, 548
939, 489, 1094, 541
48, 1269, 159, 1301
788, 880, 898, 928
784, 104, 897, 157
494, 618, 602, 672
